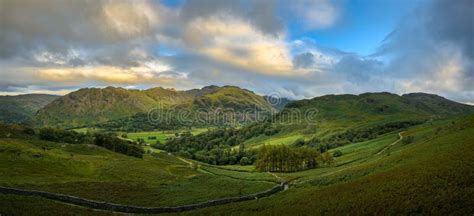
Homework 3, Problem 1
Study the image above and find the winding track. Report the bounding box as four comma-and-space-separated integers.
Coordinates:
375, 132, 404, 156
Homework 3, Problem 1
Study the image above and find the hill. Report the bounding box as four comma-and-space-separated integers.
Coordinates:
237, 92, 474, 149
0, 94, 59, 124
33, 86, 275, 129
195, 115, 474, 215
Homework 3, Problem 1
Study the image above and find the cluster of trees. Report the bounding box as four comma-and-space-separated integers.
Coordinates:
294, 120, 423, 152
155, 123, 278, 165
155, 134, 257, 165
255, 145, 333, 172
94, 133, 145, 158
94, 113, 183, 132
39, 128, 93, 144
38, 128, 144, 158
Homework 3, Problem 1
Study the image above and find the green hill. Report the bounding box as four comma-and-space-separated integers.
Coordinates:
195, 115, 474, 215
33, 86, 275, 129
0, 94, 59, 124
238, 92, 474, 149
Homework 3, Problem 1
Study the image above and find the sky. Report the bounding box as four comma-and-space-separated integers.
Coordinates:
0, 0, 473, 104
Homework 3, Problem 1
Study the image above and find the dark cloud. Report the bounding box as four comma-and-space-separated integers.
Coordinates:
333, 54, 383, 84
0, 0, 157, 59
293, 52, 315, 69
373, 0, 474, 102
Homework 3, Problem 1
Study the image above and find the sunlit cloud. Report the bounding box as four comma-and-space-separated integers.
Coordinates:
183, 15, 294, 75
0, 0, 472, 104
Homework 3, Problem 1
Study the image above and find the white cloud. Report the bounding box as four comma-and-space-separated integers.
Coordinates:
183, 14, 294, 75
291, 0, 341, 29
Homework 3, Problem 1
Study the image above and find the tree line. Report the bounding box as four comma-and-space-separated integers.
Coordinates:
155, 122, 279, 165
255, 145, 334, 172
38, 128, 144, 158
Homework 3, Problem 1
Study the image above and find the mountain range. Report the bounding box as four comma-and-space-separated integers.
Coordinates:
1, 86, 473, 131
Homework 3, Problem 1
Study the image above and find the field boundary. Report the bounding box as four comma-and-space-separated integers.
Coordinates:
0, 183, 287, 214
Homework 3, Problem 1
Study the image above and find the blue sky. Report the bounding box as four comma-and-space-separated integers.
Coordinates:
287, 0, 424, 55
0, 0, 473, 103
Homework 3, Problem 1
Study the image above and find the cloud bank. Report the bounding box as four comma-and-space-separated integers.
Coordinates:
0, 0, 472, 103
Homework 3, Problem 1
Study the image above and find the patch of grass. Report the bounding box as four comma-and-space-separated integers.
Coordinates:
0, 138, 275, 209
127, 128, 209, 144
188, 116, 474, 215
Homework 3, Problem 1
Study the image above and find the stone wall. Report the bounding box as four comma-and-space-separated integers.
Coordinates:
0, 182, 287, 214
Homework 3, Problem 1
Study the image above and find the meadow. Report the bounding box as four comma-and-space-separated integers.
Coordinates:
126, 128, 209, 144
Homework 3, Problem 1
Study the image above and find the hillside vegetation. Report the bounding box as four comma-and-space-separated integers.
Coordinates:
33, 86, 275, 130
0, 94, 59, 124
1, 115, 473, 214
161, 92, 474, 166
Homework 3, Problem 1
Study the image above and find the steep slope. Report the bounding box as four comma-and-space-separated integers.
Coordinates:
193, 86, 274, 111
33, 86, 274, 129
0, 94, 59, 124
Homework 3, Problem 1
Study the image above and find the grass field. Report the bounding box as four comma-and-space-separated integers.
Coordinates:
126, 127, 209, 144
1, 116, 473, 214
0, 137, 275, 215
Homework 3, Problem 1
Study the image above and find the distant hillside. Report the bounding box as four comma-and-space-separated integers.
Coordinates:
263, 96, 291, 111
0, 94, 59, 124
281, 92, 474, 124
33, 86, 275, 129
229, 92, 474, 150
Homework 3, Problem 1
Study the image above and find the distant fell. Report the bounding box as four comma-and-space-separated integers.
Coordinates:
0, 94, 59, 124
33, 86, 275, 129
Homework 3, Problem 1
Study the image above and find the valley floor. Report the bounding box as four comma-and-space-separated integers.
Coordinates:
1, 116, 473, 215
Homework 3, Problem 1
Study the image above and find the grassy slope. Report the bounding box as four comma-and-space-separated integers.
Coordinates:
34, 86, 274, 128
127, 128, 209, 144
1, 116, 472, 214
242, 92, 474, 149
0, 94, 59, 123
0, 138, 275, 215
190, 115, 474, 215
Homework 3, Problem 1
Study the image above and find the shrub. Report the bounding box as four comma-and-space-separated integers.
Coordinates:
239, 157, 251, 165
333, 150, 343, 157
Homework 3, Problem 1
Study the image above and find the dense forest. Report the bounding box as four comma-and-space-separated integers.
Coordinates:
155, 122, 279, 165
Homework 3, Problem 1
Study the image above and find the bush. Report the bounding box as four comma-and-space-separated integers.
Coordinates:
332, 150, 343, 157
402, 136, 415, 144
239, 157, 251, 165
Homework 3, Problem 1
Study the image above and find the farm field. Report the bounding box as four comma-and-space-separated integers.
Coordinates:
127, 128, 210, 144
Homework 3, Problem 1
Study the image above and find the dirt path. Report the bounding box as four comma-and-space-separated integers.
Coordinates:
294, 132, 405, 186
375, 132, 404, 156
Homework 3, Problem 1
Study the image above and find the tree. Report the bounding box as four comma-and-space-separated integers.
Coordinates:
239, 156, 251, 165
332, 150, 343, 157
